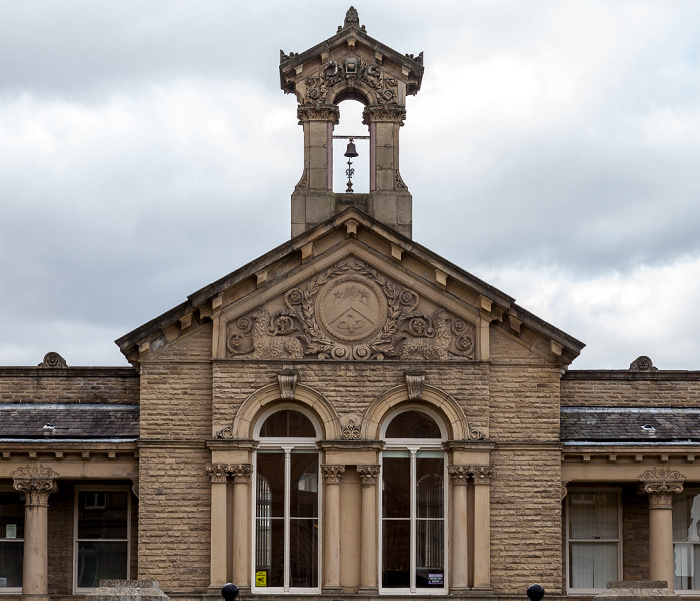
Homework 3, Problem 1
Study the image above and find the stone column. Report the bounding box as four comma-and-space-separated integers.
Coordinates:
470, 466, 495, 590
362, 104, 412, 237
448, 465, 470, 592
230, 464, 253, 587
321, 465, 345, 591
357, 465, 380, 591
291, 104, 340, 236
639, 468, 685, 587
11, 464, 59, 601
206, 464, 230, 592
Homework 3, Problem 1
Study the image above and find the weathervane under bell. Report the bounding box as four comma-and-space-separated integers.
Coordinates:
344, 138, 359, 193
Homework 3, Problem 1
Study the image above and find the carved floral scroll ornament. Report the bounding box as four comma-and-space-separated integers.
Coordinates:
302, 56, 399, 106
638, 467, 685, 508
226, 259, 475, 361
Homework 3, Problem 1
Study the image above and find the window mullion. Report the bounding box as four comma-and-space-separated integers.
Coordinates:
283, 446, 293, 591
409, 446, 418, 593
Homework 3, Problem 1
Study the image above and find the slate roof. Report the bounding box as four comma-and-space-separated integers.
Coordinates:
0, 404, 139, 439
561, 407, 700, 443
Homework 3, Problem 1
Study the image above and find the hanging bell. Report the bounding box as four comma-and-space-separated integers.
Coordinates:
344, 138, 359, 158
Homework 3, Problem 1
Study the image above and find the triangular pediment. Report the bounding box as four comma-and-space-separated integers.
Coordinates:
116, 208, 584, 367
280, 8, 423, 104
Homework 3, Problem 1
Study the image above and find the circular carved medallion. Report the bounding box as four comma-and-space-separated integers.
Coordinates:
317, 276, 387, 343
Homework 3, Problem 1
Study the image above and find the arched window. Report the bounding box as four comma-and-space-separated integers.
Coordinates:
381, 408, 446, 593
253, 407, 320, 593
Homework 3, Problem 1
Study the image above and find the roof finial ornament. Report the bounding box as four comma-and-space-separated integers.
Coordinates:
338, 6, 366, 33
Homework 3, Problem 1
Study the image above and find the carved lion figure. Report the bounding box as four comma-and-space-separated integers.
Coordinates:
250, 308, 304, 360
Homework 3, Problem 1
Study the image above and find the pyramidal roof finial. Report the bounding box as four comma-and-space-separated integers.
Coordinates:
338, 6, 366, 33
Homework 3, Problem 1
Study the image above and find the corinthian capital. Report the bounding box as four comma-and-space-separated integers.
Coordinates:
206, 464, 229, 483
362, 104, 406, 126
639, 467, 685, 509
321, 465, 345, 484
469, 465, 495, 485
11, 464, 59, 506
228, 464, 253, 483
357, 465, 380, 485
448, 465, 470, 485
297, 103, 340, 125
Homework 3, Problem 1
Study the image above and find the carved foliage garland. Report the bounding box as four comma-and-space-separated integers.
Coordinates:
302, 56, 399, 106
227, 259, 476, 361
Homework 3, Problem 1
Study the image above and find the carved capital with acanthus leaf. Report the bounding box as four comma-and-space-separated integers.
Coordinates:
11, 464, 59, 505
362, 104, 406, 125
297, 103, 340, 125
357, 465, 380, 485
448, 465, 470, 486
321, 465, 345, 484
638, 467, 685, 509
469, 465, 495, 485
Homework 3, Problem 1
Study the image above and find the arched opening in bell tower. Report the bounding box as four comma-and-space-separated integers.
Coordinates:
332, 100, 369, 194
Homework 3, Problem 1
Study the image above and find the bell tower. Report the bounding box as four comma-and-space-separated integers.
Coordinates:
280, 7, 423, 238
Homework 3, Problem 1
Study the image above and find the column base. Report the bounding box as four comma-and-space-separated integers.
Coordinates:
322, 585, 343, 594
357, 586, 379, 595
21, 595, 50, 601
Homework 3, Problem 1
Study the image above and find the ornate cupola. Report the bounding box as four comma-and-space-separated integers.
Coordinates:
280, 7, 424, 238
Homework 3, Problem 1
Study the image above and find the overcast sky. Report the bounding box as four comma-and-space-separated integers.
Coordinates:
1, 1, 699, 370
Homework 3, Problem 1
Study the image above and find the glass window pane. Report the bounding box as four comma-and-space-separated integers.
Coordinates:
382, 519, 410, 588
257, 453, 285, 518
258, 518, 285, 588
0, 542, 23, 587
77, 492, 128, 540
416, 519, 444, 588
0, 492, 25, 540
290, 453, 318, 518
76, 541, 128, 588
383, 457, 410, 518
416, 458, 443, 519
289, 518, 318, 588
386, 411, 441, 438
260, 411, 316, 437
674, 492, 700, 543
569, 542, 617, 589
569, 492, 618, 540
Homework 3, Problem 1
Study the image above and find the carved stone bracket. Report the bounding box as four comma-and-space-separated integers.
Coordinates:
448, 465, 470, 485
278, 370, 299, 400
321, 465, 346, 484
405, 371, 425, 400
11, 464, 59, 505
638, 467, 685, 508
357, 465, 380, 485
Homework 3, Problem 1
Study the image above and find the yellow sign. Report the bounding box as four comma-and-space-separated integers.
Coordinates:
255, 571, 267, 587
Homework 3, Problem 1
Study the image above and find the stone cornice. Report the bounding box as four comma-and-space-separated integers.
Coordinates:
137, 440, 207, 449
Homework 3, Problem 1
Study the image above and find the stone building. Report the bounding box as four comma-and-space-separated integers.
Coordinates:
2, 8, 700, 601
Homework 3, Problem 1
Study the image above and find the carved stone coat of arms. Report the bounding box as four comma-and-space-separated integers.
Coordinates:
226, 259, 475, 361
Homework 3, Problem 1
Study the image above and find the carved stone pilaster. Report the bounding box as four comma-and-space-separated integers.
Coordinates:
11, 464, 59, 505
277, 370, 298, 400
405, 371, 425, 400
321, 465, 345, 484
357, 465, 380, 485
469, 466, 495, 485
638, 467, 685, 509
229, 464, 253, 483
362, 104, 407, 126
206, 464, 229, 483
448, 465, 470, 485
297, 103, 340, 125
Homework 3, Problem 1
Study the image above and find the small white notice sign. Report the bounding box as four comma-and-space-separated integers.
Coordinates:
5, 524, 17, 539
